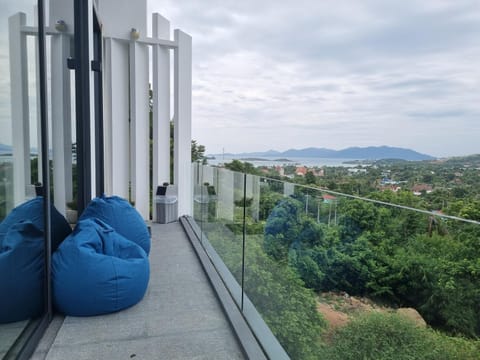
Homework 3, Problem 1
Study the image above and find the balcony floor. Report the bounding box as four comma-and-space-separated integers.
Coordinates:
32, 222, 245, 360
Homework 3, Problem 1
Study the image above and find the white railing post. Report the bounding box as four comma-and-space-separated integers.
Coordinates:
217, 169, 234, 221
103, 38, 130, 199
152, 13, 171, 220
248, 176, 260, 221
9, 13, 30, 207
33, 5, 43, 185
51, 33, 73, 214
174, 29, 192, 216
129, 40, 150, 219
284, 182, 295, 197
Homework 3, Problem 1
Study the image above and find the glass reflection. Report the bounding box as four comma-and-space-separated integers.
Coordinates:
0, 1, 45, 357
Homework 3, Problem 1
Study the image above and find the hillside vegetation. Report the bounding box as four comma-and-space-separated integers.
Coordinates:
200, 156, 480, 359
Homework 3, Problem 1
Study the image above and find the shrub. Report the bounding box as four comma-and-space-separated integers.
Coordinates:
321, 312, 480, 360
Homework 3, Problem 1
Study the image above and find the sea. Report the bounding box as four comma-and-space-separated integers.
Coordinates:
207, 156, 362, 168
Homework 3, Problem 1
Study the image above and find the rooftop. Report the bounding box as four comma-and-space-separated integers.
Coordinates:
32, 222, 245, 360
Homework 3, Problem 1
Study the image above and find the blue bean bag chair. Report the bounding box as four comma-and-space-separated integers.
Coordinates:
79, 195, 150, 254
52, 218, 149, 316
0, 196, 72, 252
0, 221, 44, 323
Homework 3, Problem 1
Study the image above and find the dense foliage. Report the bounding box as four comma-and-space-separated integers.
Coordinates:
202, 224, 326, 359
264, 195, 480, 337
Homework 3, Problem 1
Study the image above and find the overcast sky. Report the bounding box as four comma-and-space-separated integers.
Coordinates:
149, 0, 480, 157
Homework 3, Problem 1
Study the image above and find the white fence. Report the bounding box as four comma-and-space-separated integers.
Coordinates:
9, 0, 192, 219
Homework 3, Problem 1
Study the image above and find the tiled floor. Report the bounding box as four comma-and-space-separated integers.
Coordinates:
32, 222, 245, 360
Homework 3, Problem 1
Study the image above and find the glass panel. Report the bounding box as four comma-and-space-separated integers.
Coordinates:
243, 178, 326, 358
0, 1, 46, 357
194, 164, 245, 306
47, 1, 76, 224
243, 174, 480, 358
190, 163, 480, 358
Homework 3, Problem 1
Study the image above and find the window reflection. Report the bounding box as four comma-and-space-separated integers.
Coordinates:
0, 2, 45, 357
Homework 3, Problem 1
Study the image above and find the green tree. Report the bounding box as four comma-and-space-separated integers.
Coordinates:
304, 171, 316, 185
224, 159, 260, 175
191, 140, 206, 163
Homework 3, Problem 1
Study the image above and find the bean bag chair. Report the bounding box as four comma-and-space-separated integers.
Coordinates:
0, 221, 44, 323
52, 218, 149, 316
79, 195, 150, 254
0, 196, 72, 252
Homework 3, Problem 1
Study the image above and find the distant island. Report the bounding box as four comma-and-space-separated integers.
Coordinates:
211, 146, 435, 162
240, 157, 293, 162
240, 157, 270, 161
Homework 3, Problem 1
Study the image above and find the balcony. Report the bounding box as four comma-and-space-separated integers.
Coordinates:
2, 0, 480, 359
3, 163, 480, 359
31, 222, 246, 360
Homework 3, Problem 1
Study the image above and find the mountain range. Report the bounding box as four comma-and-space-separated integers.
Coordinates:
0, 144, 38, 156
213, 146, 435, 161
0, 142, 434, 161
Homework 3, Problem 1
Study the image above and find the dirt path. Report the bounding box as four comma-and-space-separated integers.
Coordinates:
316, 302, 349, 329
317, 292, 427, 335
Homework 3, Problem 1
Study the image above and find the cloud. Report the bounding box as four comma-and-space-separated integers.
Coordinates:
2, 2, 477, 157
148, 0, 480, 157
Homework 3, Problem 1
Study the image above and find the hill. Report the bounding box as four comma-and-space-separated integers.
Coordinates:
213, 146, 435, 161
0, 144, 12, 155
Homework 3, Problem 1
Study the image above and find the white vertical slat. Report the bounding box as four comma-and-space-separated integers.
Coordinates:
152, 13, 171, 220
97, 0, 146, 39
103, 38, 113, 195
33, 5, 43, 184
129, 41, 150, 219
51, 33, 72, 214
284, 182, 295, 197
174, 29, 192, 216
88, 0, 96, 199
9, 13, 30, 206
217, 168, 234, 221
250, 176, 260, 221
103, 38, 130, 199
203, 165, 214, 185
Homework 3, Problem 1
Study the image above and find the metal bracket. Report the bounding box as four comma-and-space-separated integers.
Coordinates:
91, 60, 101, 72
67, 57, 76, 70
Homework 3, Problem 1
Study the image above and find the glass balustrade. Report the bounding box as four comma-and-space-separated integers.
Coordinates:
192, 164, 480, 359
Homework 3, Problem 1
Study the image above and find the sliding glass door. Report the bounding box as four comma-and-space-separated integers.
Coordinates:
0, 1, 51, 358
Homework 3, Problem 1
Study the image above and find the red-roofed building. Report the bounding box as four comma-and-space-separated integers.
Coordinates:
296, 166, 307, 176
323, 194, 337, 203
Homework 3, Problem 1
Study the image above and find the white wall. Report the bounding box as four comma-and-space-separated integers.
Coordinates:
99, 0, 192, 219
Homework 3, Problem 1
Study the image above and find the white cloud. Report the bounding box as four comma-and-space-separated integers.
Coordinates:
1, 1, 477, 157
149, 0, 479, 157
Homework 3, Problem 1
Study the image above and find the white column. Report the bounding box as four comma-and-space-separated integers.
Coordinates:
34, 5, 42, 184
103, 38, 130, 199
51, 33, 73, 214
247, 175, 260, 221
174, 29, 192, 216
9, 13, 30, 206
217, 168, 234, 221
152, 13, 171, 219
284, 182, 295, 197
129, 41, 150, 219
203, 165, 214, 185
88, 0, 96, 199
